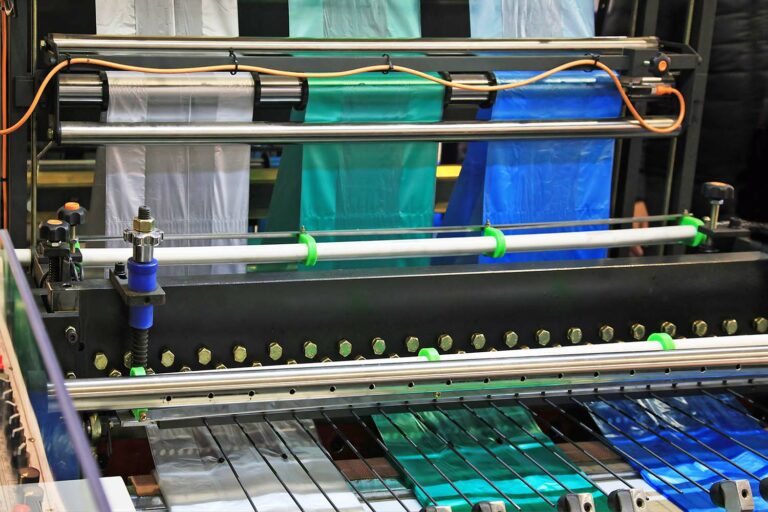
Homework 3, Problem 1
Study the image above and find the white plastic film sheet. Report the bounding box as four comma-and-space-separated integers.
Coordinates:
468, 0, 594, 38
93, 0, 250, 275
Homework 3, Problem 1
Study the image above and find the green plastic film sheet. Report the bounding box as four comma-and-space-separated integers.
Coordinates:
374, 406, 605, 511
265, 73, 443, 269
288, 0, 421, 38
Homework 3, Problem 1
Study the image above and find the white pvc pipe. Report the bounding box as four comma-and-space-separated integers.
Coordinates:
17, 225, 696, 267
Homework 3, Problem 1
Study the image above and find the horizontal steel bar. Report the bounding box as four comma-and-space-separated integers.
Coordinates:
58, 118, 680, 145
48, 34, 659, 52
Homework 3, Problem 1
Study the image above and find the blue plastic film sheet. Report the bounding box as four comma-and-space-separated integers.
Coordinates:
374, 406, 605, 511
441, 70, 622, 264
588, 394, 768, 511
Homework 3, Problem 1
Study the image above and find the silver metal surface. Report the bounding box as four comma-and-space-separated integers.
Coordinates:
449, 73, 492, 104
58, 118, 680, 145
258, 75, 303, 104
49, 34, 659, 53
58, 74, 103, 104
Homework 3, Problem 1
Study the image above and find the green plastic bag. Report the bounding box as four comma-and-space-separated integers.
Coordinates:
374, 406, 606, 511
288, 0, 421, 38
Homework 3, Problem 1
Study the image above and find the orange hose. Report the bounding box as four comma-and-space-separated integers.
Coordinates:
0, 56, 684, 137
1, 1, 8, 228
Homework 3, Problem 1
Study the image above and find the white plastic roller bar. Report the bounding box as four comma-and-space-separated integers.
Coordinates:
16, 224, 696, 267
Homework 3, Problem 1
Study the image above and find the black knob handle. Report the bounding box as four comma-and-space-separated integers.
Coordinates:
701, 181, 735, 201
38, 219, 70, 243
57, 202, 87, 227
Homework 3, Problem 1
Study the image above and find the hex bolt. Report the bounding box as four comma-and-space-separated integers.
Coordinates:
722, 318, 738, 335
691, 320, 708, 337
251, 360, 262, 367
536, 329, 551, 346
661, 321, 677, 337
337, 339, 352, 358
504, 330, 519, 348
123, 351, 133, 369
437, 334, 453, 352
371, 337, 386, 356
753, 317, 768, 334
179, 366, 191, 372
631, 323, 646, 341
65, 371, 76, 379
93, 352, 108, 371
145, 367, 155, 375
599, 325, 615, 342
286, 359, 297, 365
321, 357, 332, 363
215, 363, 227, 370
268, 342, 283, 361
64, 326, 78, 344
404, 335, 420, 353
160, 349, 175, 368
108, 369, 121, 378
197, 347, 212, 366
470, 333, 486, 350
232, 345, 247, 363
303, 341, 318, 360
567, 327, 583, 344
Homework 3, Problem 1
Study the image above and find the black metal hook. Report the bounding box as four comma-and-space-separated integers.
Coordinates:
229, 49, 239, 75
63, 53, 72, 69
381, 53, 394, 74
584, 52, 600, 72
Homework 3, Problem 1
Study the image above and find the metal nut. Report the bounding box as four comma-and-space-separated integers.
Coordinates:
251, 360, 262, 367
232, 345, 247, 363
754, 317, 768, 334
631, 323, 646, 341
303, 341, 318, 360
470, 333, 486, 350
404, 335, 420, 353
661, 321, 677, 337
437, 334, 453, 352
132, 217, 155, 233
691, 320, 708, 337
268, 342, 283, 361
179, 365, 191, 372
197, 347, 212, 366
338, 339, 352, 358
567, 327, 583, 344
93, 352, 108, 371
65, 372, 76, 379
371, 337, 386, 356
123, 229, 163, 246
215, 363, 227, 370
321, 357, 332, 363
160, 349, 175, 368
145, 367, 155, 375
123, 351, 133, 369
599, 325, 615, 342
722, 318, 738, 335
108, 369, 121, 378
536, 329, 551, 346
504, 331, 519, 348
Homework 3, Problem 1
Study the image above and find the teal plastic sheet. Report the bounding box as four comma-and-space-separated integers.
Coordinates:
374, 406, 605, 511
288, 0, 421, 38
265, 73, 443, 269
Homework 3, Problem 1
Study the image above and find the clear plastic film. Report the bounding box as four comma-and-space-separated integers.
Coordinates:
287, 0, 421, 38
588, 394, 768, 511
373, 406, 604, 511
265, 73, 443, 270
468, 0, 594, 39
441, 70, 621, 264
96, 0, 239, 36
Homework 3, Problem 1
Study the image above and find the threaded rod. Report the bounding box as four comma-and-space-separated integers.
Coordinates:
131, 328, 149, 368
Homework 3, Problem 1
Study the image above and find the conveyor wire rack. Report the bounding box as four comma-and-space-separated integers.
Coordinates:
150, 387, 768, 511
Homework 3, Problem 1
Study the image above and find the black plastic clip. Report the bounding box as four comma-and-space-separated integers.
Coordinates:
62, 53, 72, 69
229, 49, 239, 75
584, 52, 600, 72
382, 53, 394, 74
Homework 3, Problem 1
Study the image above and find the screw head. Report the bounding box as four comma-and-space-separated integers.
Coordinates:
470, 333, 486, 350
504, 331, 519, 348
599, 325, 615, 342
753, 317, 768, 334
108, 369, 121, 378
268, 342, 283, 361
371, 337, 386, 355
160, 349, 175, 368
93, 352, 108, 371
722, 318, 738, 335
691, 320, 708, 337
567, 327, 583, 344
337, 339, 352, 358
437, 334, 453, 352
631, 323, 646, 341
197, 347, 212, 366
405, 335, 420, 353
123, 351, 133, 369
232, 345, 248, 363
661, 321, 677, 337
303, 341, 318, 360
535, 329, 551, 346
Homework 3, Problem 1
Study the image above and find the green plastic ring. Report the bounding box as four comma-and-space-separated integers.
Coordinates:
647, 332, 676, 351
298, 232, 318, 266
679, 215, 706, 247
483, 226, 506, 259
418, 347, 440, 362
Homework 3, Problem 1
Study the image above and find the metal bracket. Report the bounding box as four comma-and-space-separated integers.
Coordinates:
558, 493, 595, 512
608, 489, 649, 512
472, 502, 506, 512
710, 480, 755, 512
109, 269, 166, 307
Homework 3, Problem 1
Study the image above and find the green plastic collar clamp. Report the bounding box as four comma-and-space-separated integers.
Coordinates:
679, 215, 706, 247
482, 226, 506, 259
129, 367, 148, 421
298, 232, 318, 266
647, 332, 676, 351
418, 347, 440, 362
